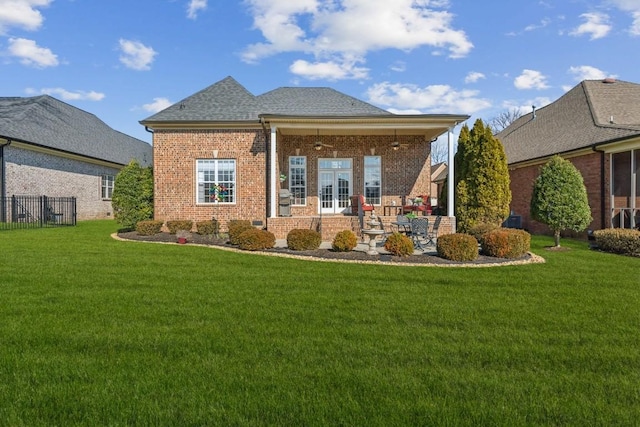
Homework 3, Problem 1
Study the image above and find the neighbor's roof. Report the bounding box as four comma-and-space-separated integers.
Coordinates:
141, 76, 394, 124
497, 79, 640, 165
0, 95, 152, 166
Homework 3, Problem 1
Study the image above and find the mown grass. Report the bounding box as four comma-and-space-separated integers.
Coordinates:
0, 221, 639, 426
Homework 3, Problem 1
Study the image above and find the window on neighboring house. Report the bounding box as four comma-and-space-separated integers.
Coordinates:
289, 156, 307, 205
101, 175, 114, 199
364, 156, 381, 205
197, 159, 236, 203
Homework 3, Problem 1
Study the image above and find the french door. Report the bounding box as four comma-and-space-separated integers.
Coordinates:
319, 159, 352, 214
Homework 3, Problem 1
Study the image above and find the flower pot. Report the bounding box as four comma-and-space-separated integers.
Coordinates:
177, 237, 187, 244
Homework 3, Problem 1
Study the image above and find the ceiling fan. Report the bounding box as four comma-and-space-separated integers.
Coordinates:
392, 130, 408, 150
314, 129, 333, 150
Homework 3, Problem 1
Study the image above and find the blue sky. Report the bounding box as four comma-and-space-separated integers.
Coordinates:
1, 0, 639, 147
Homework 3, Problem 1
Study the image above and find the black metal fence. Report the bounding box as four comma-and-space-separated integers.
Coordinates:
0, 196, 77, 230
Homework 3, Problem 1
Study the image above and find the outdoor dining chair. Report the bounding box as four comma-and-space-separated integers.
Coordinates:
425, 215, 442, 246
410, 217, 430, 250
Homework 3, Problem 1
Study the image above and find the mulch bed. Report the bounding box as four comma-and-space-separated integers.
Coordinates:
116, 231, 539, 267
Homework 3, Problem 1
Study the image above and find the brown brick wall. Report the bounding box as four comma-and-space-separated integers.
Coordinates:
509, 151, 606, 235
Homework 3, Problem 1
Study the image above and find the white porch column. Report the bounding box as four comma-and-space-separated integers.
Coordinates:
269, 126, 277, 218
447, 128, 455, 218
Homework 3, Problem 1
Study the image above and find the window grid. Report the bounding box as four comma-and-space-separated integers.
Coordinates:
289, 156, 307, 205
364, 156, 381, 205
101, 175, 114, 199
197, 159, 236, 203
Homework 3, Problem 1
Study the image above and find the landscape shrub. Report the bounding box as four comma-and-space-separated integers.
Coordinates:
236, 229, 276, 251
287, 229, 322, 251
135, 220, 163, 236
332, 230, 358, 252
228, 220, 254, 245
111, 160, 154, 230
166, 220, 193, 234
436, 233, 478, 261
468, 222, 500, 245
593, 228, 640, 256
196, 219, 219, 236
383, 232, 414, 257
481, 228, 531, 258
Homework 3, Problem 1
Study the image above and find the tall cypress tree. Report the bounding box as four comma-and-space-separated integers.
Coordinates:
454, 119, 511, 232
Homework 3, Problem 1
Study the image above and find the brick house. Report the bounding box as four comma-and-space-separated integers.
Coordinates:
497, 78, 640, 234
140, 76, 468, 240
0, 95, 152, 220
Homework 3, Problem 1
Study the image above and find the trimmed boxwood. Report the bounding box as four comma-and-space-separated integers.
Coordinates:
383, 232, 414, 257
236, 229, 276, 251
332, 230, 358, 252
196, 219, 219, 236
287, 229, 322, 251
228, 220, 254, 245
593, 228, 640, 256
481, 228, 531, 259
436, 233, 478, 261
166, 220, 193, 234
135, 220, 163, 236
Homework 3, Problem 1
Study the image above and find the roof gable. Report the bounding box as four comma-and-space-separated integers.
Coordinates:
498, 79, 640, 164
0, 95, 151, 166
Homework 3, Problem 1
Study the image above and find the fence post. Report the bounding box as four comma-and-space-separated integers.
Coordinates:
40, 195, 46, 227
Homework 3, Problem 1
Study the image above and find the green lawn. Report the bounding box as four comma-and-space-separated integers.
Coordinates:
1, 221, 639, 426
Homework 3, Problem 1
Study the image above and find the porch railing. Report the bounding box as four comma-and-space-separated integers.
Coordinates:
611, 207, 640, 230
0, 195, 77, 230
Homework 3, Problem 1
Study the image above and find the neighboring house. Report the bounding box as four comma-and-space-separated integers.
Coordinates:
498, 78, 640, 234
0, 95, 152, 220
140, 76, 468, 240
430, 162, 447, 209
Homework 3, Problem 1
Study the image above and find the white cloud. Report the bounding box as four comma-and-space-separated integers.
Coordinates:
26, 87, 105, 101
118, 39, 157, 71
7, 37, 58, 68
242, 0, 473, 81
502, 97, 552, 115
390, 61, 406, 72
605, 0, 640, 35
290, 57, 369, 80
514, 69, 549, 90
524, 17, 551, 32
187, 0, 207, 19
568, 65, 613, 81
366, 81, 491, 115
0, 0, 51, 34
464, 71, 485, 84
631, 11, 640, 35
143, 97, 172, 113
570, 12, 611, 40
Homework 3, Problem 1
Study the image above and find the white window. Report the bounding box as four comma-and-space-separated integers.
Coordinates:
197, 159, 236, 203
364, 156, 381, 205
101, 175, 114, 199
289, 156, 307, 205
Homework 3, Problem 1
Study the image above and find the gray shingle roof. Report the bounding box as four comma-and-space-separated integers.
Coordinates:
141, 76, 391, 124
0, 95, 151, 166
498, 79, 640, 165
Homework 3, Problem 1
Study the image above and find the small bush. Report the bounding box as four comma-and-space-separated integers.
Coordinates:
593, 228, 640, 256
481, 228, 531, 258
332, 230, 358, 252
196, 219, 219, 236
228, 220, 254, 245
384, 232, 414, 257
468, 222, 500, 245
287, 229, 322, 251
135, 220, 163, 236
166, 220, 193, 234
436, 233, 478, 261
236, 229, 276, 251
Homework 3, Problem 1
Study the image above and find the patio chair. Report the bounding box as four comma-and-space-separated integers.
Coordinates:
425, 215, 442, 246
393, 214, 411, 235
410, 217, 430, 250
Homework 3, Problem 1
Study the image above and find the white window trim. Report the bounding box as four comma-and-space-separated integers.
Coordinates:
196, 159, 237, 205
289, 155, 307, 206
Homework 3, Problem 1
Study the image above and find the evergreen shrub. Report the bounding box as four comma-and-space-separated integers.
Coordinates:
196, 219, 219, 236
166, 220, 193, 234
228, 220, 254, 245
237, 229, 276, 251
481, 228, 531, 259
383, 232, 414, 257
436, 233, 478, 261
593, 228, 640, 256
468, 222, 501, 245
332, 230, 358, 252
287, 229, 322, 251
135, 220, 163, 236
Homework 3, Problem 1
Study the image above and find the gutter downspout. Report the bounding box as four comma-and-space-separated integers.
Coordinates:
0, 139, 11, 222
